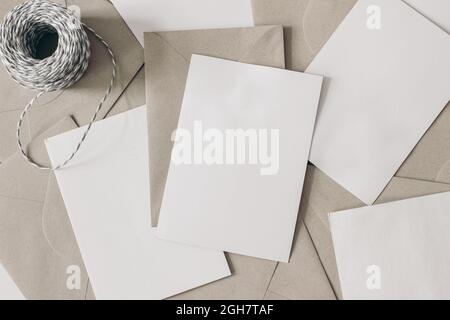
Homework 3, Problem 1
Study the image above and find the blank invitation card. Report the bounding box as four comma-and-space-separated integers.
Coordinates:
329, 192, 450, 300
46, 106, 230, 300
157, 55, 323, 262
306, 0, 450, 205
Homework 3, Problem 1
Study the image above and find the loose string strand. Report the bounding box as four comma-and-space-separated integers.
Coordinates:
16, 24, 117, 171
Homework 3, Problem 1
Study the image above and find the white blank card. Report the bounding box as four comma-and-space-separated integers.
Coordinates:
46, 106, 230, 300
307, 0, 450, 204
157, 55, 323, 262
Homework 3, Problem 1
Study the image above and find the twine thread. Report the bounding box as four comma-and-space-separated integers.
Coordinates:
0, 0, 117, 170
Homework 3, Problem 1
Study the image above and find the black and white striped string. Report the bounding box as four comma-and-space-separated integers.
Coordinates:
0, 0, 116, 170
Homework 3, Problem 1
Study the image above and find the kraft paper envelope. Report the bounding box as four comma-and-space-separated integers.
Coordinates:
144, 25, 285, 227
157, 55, 323, 262
294, 165, 450, 299
46, 106, 230, 300
305, 0, 450, 205
330, 192, 450, 300
0, 109, 31, 164
0, 0, 143, 161
252, 0, 357, 72
145, 26, 286, 299
105, 67, 146, 119
267, 220, 337, 300
264, 292, 288, 300
111, 0, 254, 46
0, 117, 91, 300
0, 263, 24, 300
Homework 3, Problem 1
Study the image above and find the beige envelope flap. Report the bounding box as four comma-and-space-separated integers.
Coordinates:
397, 102, 450, 183
302, 0, 357, 57
268, 220, 336, 300
252, 0, 356, 71
105, 68, 146, 119
41, 175, 85, 263
302, 165, 450, 299
264, 291, 289, 300
0, 117, 78, 201
144, 25, 285, 226
0, 109, 31, 164
0, 117, 89, 299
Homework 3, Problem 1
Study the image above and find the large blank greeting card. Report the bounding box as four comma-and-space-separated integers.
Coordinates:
329, 192, 450, 300
0, 263, 24, 300
306, 0, 450, 205
110, 0, 254, 46
157, 55, 323, 262
46, 106, 230, 300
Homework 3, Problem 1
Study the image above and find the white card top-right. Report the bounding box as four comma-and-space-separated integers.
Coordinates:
307, 0, 450, 205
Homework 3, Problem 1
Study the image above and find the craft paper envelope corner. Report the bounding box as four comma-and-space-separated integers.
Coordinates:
144, 25, 286, 227
111, 0, 254, 46
251, 0, 358, 72
306, 0, 450, 205
46, 106, 230, 300
157, 55, 323, 263
0, 116, 91, 300
267, 219, 337, 300
329, 191, 450, 300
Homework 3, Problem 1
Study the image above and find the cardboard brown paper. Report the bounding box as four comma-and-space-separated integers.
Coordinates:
268, 221, 336, 300
0, 109, 30, 164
